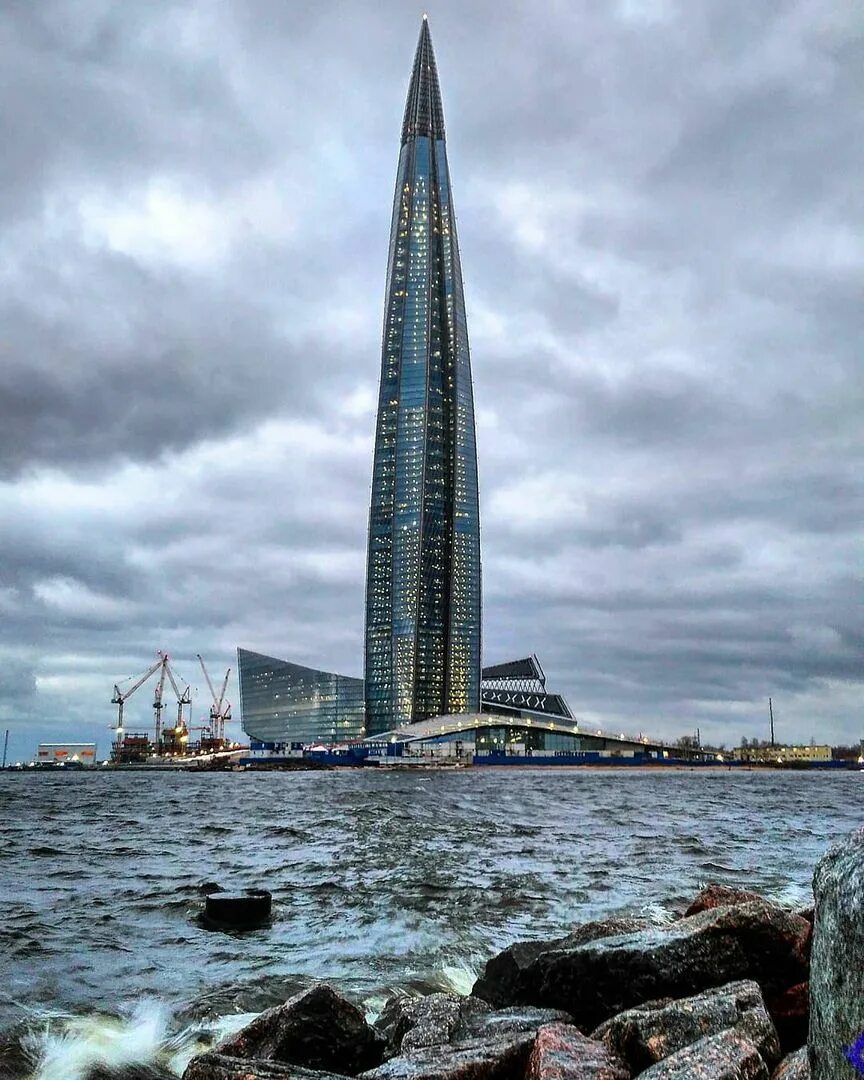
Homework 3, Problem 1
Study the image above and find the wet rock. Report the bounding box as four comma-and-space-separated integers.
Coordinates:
527, 1023, 628, 1080
592, 979, 780, 1073
377, 994, 573, 1057
471, 940, 555, 1009
212, 983, 385, 1075
685, 885, 765, 917
376, 993, 491, 1054
359, 1031, 535, 1080
771, 1048, 810, 1080
527, 901, 809, 1030
0, 1027, 35, 1080
637, 1030, 769, 1080
471, 917, 650, 1007
183, 1053, 351, 1079
85, 1067, 177, 1080
176, 973, 313, 1025
459, 1006, 573, 1041
809, 827, 864, 1080
765, 982, 808, 1056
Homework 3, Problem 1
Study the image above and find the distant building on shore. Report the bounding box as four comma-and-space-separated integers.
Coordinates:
733, 743, 832, 764
35, 743, 97, 766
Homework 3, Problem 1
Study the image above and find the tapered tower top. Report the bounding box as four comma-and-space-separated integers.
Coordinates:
401, 16, 445, 144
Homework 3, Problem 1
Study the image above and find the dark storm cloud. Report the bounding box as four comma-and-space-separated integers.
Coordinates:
0, 0, 861, 758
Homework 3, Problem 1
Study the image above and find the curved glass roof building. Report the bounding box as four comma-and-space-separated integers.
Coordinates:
365, 17, 481, 736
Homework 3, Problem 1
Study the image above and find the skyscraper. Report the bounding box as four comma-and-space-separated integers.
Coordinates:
364, 17, 481, 736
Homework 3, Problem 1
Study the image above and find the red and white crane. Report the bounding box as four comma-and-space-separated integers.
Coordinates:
197, 655, 232, 743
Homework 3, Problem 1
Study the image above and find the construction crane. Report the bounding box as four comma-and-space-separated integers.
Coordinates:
198, 655, 232, 744
110, 656, 163, 754
161, 654, 193, 753
152, 652, 169, 750
164, 657, 192, 732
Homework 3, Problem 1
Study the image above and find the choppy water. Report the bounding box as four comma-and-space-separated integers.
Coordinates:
1, 768, 860, 1077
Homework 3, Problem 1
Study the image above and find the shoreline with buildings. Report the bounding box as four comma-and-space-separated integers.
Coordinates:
25, 20, 859, 772
7, 752, 860, 773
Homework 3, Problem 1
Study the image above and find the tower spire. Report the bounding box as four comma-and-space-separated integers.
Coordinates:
401, 16, 445, 143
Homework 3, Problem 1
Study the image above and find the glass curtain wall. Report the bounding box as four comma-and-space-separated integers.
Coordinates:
365, 18, 481, 736
238, 648, 366, 745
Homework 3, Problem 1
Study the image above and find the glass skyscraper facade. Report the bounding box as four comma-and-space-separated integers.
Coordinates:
238, 648, 366, 745
365, 17, 481, 737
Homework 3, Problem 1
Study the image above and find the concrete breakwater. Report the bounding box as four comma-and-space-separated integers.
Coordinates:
171, 830, 864, 1080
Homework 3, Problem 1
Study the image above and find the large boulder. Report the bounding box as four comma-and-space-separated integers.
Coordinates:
638, 1030, 769, 1080
766, 983, 809, 1056
183, 1054, 351, 1079
592, 980, 780, 1073
772, 1048, 811, 1080
358, 1031, 535, 1080
472, 918, 650, 1006
376, 993, 491, 1054
527, 1023, 628, 1080
685, 885, 765, 917
205, 983, 385, 1075
809, 828, 864, 1080
524, 901, 809, 1030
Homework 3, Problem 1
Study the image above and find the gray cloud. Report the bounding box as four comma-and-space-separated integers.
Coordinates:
1, 0, 861, 759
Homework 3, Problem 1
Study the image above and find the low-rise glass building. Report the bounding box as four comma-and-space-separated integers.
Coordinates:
238, 650, 578, 749
238, 648, 366, 745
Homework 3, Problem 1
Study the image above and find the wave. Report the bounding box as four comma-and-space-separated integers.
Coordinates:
29, 1000, 174, 1080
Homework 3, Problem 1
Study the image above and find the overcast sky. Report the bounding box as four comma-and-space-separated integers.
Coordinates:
1, 0, 861, 761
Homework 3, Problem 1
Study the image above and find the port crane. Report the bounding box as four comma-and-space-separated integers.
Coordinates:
111, 652, 193, 754
198, 655, 232, 743
153, 654, 169, 748
165, 660, 192, 733
110, 656, 163, 752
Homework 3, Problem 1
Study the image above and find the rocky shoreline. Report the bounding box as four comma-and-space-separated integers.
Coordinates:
174, 830, 864, 1080
179, 881, 812, 1080
15, 830, 861, 1080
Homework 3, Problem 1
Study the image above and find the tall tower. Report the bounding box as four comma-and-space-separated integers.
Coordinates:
364, 17, 481, 736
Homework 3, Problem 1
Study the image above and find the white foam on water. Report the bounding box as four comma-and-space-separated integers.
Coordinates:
31, 1000, 175, 1080
165, 1010, 260, 1076
25, 993, 262, 1080
766, 881, 812, 909
362, 993, 394, 1025
438, 960, 482, 996
639, 901, 677, 925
